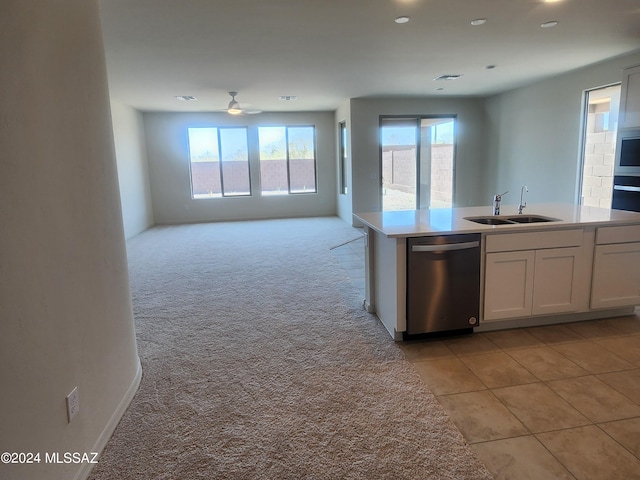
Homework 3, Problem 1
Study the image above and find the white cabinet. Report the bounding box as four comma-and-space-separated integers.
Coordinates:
484, 251, 534, 320
591, 225, 640, 309
619, 65, 640, 129
532, 247, 582, 316
484, 229, 584, 322
484, 247, 582, 321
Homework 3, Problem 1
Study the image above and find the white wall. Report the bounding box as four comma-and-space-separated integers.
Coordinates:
111, 101, 154, 238
483, 50, 640, 206
0, 2, 141, 479
143, 111, 337, 223
349, 96, 491, 217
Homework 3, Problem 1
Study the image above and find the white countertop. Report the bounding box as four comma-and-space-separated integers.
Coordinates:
353, 203, 640, 238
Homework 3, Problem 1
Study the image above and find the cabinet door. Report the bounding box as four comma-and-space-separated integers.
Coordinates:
532, 247, 582, 316
620, 65, 640, 129
484, 251, 535, 321
591, 242, 640, 309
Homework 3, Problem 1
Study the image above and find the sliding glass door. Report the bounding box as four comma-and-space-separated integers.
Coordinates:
380, 116, 455, 211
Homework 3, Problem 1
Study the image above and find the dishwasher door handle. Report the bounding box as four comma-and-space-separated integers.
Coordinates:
411, 241, 480, 252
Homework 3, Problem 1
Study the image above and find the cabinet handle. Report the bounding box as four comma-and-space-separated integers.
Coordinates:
412, 241, 479, 252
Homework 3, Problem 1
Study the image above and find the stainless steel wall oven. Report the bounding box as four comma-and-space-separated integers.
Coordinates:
616, 132, 640, 173
612, 129, 640, 212
612, 176, 640, 213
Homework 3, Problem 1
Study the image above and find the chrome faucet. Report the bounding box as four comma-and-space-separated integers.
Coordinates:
518, 185, 528, 214
493, 191, 508, 215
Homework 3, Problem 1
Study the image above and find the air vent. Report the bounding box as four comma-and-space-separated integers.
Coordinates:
434, 74, 462, 81
279, 95, 298, 101
175, 95, 197, 101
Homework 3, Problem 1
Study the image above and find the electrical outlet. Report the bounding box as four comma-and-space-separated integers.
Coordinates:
66, 387, 79, 423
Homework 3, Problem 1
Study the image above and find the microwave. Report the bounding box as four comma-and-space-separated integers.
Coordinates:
615, 130, 640, 174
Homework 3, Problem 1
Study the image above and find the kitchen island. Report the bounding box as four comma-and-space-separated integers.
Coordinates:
354, 203, 640, 340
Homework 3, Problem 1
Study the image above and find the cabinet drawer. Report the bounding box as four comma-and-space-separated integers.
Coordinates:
485, 229, 583, 253
596, 225, 640, 244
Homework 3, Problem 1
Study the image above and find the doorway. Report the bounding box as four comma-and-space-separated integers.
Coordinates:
380, 116, 455, 211
578, 84, 621, 207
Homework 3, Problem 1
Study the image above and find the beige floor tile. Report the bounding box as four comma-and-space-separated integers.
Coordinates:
483, 328, 545, 350
472, 435, 575, 480
538, 425, 640, 480
508, 346, 587, 381
552, 341, 634, 374
601, 315, 640, 335
437, 390, 529, 443
443, 333, 501, 357
526, 323, 584, 345
399, 339, 455, 362
461, 352, 537, 388
565, 319, 626, 340
547, 376, 640, 423
600, 417, 640, 458
493, 382, 590, 433
411, 357, 485, 396
597, 368, 640, 404
596, 336, 640, 366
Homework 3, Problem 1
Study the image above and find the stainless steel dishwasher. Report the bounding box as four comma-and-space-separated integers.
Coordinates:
406, 234, 481, 335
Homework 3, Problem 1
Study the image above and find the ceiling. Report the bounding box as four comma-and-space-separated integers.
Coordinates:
98, 0, 640, 113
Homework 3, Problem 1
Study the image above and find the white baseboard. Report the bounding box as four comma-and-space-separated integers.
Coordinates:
74, 358, 143, 480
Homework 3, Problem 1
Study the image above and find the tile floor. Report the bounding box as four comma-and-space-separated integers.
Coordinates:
332, 235, 640, 479
401, 317, 640, 480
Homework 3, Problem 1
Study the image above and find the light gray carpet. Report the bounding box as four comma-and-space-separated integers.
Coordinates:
88, 217, 492, 479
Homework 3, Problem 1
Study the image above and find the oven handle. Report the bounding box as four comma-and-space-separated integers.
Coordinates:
412, 241, 479, 252
614, 185, 640, 192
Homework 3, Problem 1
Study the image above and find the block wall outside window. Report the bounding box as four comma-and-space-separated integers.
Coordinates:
259, 126, 317, 195
187, 127, 251, 198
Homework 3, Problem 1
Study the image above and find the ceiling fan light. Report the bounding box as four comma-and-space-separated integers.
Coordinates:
227, 99, 242, 114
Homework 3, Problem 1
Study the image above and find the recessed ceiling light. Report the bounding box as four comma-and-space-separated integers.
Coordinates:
395, 16, 410, 24
541, 20, 559, 28
470, 18, 487, 26
175, 95, 197, 101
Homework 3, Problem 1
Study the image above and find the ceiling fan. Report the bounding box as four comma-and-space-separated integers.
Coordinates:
221, 91, 261, 115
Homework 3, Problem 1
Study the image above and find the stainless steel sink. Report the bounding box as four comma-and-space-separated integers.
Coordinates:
464, 214, 561, 225
465, 216, 515, 225
504, 215, 561, 223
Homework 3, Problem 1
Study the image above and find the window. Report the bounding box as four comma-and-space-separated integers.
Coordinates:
578, 84, 621, 208
187, 127, 251, 198
339, 121, 347, 194
258, 126, 317, 195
